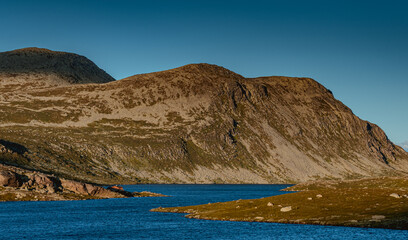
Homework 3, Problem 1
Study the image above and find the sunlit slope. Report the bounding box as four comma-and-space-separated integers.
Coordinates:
0, 52, 406, 184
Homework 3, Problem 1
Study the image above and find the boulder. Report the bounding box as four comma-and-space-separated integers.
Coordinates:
389, 193, 401, 199
280, 206, 292, 212
0, 170, 23, 187
372, 215, 386, 220
31, 174, 56, 188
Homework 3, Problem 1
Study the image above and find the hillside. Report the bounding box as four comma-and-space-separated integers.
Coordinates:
0, 47, 114, 89
0, 49, 407, 184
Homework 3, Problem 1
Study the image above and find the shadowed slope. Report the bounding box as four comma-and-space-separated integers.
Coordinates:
0, 47, 114, 86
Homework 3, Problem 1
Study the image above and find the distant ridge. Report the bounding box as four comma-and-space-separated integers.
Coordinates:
0, 47, 115, 84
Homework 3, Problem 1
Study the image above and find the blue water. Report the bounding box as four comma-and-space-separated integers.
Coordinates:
0, 184, 407, 239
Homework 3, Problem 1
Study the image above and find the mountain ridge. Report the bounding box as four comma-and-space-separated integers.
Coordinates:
0, 48, 407, 184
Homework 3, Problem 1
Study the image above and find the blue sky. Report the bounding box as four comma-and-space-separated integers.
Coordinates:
0, 0, 407, 148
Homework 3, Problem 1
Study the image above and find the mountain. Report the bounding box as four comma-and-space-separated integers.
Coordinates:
400, 141, 408, 152
0, 49, 407, 184
0, 47, 114, 89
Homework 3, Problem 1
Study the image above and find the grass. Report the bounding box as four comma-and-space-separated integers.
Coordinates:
151, 177, 408, 230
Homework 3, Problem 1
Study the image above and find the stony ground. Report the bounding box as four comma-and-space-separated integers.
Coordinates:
151, 177, 408, 230
0, 186, 167, 201
0, 163, 166, 201
0, 186, 99, 201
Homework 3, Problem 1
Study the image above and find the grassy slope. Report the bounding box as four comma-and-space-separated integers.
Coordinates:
1, 63, 408, 184
151, 177, 408, 230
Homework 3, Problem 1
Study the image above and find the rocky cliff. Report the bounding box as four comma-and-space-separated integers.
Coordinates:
0, 48, 407, 184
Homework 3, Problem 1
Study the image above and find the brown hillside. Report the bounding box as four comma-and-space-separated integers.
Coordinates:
0, 59, 406, 184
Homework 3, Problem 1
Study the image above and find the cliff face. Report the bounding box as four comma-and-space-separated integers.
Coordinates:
0, 49, 406, 184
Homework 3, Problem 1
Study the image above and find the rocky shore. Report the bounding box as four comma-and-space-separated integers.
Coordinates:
151, 177, 408, 230
0, 164, 166, 201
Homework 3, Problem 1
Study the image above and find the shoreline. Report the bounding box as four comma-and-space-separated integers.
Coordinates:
0, 163, 167, 202
151, 177, 408, 230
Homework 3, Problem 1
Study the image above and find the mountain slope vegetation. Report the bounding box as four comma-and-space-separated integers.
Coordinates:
0, 48, 406, 184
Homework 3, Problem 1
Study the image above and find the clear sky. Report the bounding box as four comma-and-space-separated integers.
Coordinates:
1, 0, 407, 148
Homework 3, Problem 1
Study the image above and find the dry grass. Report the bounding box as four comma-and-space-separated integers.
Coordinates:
151, 177, 408, 230
1, 62, 408, 184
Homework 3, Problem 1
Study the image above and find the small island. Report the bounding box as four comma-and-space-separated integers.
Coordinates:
151, 177, 408, 230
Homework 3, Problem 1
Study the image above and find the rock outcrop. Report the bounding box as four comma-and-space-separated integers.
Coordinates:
0, 164, 123, 199
0, 163, 166, 201
59, 179, 123, 198
0, 170, 23, 187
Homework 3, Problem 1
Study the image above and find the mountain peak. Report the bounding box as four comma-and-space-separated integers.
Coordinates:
175, 63, 244, 78
122, 63, 244, 83
8, 47, 61, 54
178, 63, 230, 71
0, 47, 115, 84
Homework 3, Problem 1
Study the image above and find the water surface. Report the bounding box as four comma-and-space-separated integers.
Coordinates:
0, 184, 407, 239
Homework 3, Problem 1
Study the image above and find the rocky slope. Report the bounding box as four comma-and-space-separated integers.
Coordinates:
0, 163, 165, 201
0, 48, 407, 184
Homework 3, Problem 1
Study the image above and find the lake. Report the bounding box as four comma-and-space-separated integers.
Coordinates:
0, 184, 407, 239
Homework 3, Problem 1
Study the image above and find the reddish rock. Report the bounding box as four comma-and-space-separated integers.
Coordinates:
107, 185, 134, 197
0, 170, 23, 187
0, 163, 158, 201
60, 179, 123, 198
31, 174, 55, 187
108, 185, 124, 191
